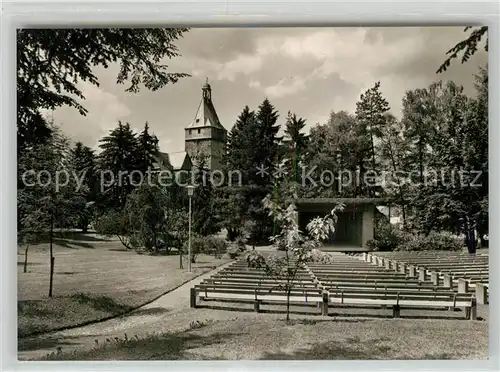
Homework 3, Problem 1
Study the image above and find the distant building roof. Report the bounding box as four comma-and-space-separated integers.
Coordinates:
153, 151, 191, 171
185, 80, 226, 131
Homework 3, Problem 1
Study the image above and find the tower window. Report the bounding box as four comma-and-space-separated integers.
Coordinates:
197, 129, 201, 134
189, 130, 192, 135
196, 118, 200, 123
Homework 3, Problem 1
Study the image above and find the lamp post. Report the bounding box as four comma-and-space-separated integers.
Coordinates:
186, 185, 195, 272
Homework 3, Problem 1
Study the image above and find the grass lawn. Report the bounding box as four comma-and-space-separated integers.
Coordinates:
18, 239, 230, 338
38, 315, 488, 360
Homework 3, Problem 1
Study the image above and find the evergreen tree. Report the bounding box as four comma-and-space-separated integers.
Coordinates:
98, 121, 139, 209
355, 82, 390, 197
68, 142, 97, 231
137, 122, 160, 174
251, 98, 281, 185
225, 105, 256, 179
223, 100, 281, 243
191, 154, 219, 236
282, 111, 308, 179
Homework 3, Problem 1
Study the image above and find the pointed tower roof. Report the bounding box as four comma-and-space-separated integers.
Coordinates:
186, 78, 226, 130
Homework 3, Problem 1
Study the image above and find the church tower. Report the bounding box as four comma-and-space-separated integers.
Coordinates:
185, 79, 227, 171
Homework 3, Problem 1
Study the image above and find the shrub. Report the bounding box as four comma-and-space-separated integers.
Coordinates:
369, 221, 465, 252
367, 224, 409, 252
206, 236, 228, 258
397, 231, 463, 252
182, 235, 229, 262
227, 247, 239, 260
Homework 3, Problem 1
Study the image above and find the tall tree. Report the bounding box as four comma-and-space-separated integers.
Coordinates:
98, 121, 139, 209
401, 77, 487, 251
355, 82, 390, 197
379, 113, 411, 227
223, 101, 281, 243
17, 28, 190, 151
68, 142, 97, 231
191, 154, 219, 237
248, 99, 281, 242
467, 66, 488, 246
136, 122, 160, 174
305, 111, 361, 197
225, 105, 256, 180
282, 111, 308, 180
401, 87, 437, 185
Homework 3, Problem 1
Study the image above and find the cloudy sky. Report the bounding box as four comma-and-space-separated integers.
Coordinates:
53, 27, 487, 154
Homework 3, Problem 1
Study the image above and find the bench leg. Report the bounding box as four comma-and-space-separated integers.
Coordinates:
392, 305, 400, 318
468, 298, 478, 320
190, 287, 197, 308
469, 305, 477, 320
321, 301, 329, 316
254, 300, 261, 313
320, 291, 329, 316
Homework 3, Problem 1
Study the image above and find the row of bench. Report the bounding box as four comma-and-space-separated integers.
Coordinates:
362, 251, 489, 305
307, 255, 476, 318
190, 253, 478, 319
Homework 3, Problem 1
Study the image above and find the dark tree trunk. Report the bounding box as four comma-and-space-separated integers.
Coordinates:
286, 287, 291, 322
227, 228, 239, 241
49, 213, 55, 298
23, 245, 29, 273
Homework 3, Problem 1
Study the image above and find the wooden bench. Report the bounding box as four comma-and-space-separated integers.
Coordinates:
190, 285, 477, 320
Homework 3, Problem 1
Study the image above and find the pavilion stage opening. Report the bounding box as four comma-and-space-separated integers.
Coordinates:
293, 198, 388, 252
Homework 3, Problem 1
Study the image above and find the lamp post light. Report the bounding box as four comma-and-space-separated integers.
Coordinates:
186, 185, 195, 272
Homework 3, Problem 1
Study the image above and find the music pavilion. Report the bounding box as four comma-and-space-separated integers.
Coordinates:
291, 198, 391, 252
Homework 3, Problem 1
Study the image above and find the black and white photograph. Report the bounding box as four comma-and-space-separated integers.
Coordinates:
16, 26, 489, 361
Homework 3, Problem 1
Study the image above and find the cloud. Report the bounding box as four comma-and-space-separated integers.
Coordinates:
216, 54, 264, 81
51, 27, 487, 154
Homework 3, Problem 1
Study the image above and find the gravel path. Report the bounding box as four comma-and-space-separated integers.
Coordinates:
18, 261, 238, 360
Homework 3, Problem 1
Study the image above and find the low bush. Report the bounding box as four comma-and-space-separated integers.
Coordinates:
182, 235, 228, 263
398, 231, 463, 252
206, 236, 228, 259
367, 224, 409, 252
368, 224, 464, 252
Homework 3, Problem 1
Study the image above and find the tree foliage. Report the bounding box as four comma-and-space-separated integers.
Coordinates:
18, 127, 87, 296
223, 100, 282, 243
17, 28, 190, 150
68, 141, 97, 231
355, 81, 391, 197
97, 121, 140, 209
437, 26, 488, 73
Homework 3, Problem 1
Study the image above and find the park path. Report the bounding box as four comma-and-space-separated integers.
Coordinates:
18, 261, 238, 360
